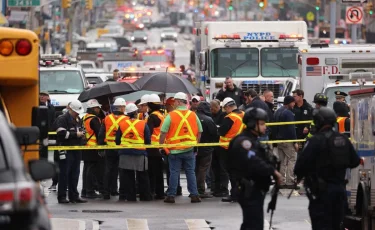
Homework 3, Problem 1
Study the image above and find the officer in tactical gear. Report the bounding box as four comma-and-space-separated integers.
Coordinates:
294, 107, 360, 230
307, 93, 328, 138
227, 108, 282, 230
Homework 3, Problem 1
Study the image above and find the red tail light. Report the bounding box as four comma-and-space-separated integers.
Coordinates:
15, 39, 32, 56
62, 58, 68, 63
205, 27, 208, 35
306, 57, 319, 65
97, 53, 103, 58
0, 190, 14, 202
19, 187, 32, 202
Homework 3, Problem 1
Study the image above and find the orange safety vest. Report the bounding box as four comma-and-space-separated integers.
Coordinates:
119, 118, 146, 150
165, 110, 199, 151
219, 111, 245, 149
137, 113, 146, 120
337, 117, 348, 133
104, 113, 127, 146
150, 111, 165, 145
83, 114, 100, 146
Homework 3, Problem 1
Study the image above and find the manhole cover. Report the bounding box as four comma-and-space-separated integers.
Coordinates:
68, 210, 78, 212
82, 210, 122, 213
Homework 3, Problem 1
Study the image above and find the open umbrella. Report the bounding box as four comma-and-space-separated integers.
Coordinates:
134, 72, 199, 94
78, 81, 139, 102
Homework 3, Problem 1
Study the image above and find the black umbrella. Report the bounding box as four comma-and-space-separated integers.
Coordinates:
134, 72, 199, 94
78, 81, 140, 102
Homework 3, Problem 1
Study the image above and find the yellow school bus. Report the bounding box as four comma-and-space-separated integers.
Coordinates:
0, 27, 48, 165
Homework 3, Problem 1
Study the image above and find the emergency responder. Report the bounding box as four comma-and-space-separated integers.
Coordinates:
165, 97, 175, 113
81, 99, 103, 199
107, 69, 119, 82
160, 92, 203, 204
333, 101, 350, 133
190, 95, 201, 112
138, 94, 149, 120
292, 89, 313, 143
98, 98, 128, 200
307, 93, 328, 138
116, 103, 152, 201
335, 91, 348, 103
294, 107, 360, 230
228, 107, 282, 230
55, 99, 87, 204
218, 97, 245, 202
146, 94, 165, 200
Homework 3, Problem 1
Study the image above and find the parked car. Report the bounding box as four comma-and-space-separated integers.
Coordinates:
160, 28, 178, 42
73, 32, 91, 49
131, 30, 148, 44
85, 73, 112, 85
150, 18, 171, 28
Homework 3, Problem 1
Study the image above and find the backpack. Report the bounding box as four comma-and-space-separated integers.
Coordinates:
317, 131, 351, 169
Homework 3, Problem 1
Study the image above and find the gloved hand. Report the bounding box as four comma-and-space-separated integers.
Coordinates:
98, 150, 106, 158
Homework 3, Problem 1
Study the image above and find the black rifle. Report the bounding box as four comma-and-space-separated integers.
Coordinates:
267, 157, 281, 230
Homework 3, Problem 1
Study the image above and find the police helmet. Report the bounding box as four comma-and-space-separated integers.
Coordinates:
313, 107, 337, 130
313, 93, 328, 105
243, 107, 268, 130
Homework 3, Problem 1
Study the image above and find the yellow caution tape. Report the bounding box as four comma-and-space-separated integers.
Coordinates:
47, 139, 307, 151
47, 120, 313, 135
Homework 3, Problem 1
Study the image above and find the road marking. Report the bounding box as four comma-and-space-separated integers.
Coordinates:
304, 219, 311, 225
126, 219, 149, 230
50, 218, 85, 230
185, 219, 210, 229
92, 220, 100, 230
264, 219, 273, 230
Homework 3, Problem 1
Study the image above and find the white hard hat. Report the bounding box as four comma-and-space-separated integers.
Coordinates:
70, 100, 84, 114
191, 95, 201, 102
86, 99, 102, 108
139, 94, 150, 105
125, 103, 138, 114
222, 97, 235, 107
148, 94, 161, 103
113, 98, 126, 106
174, 92, 188, 101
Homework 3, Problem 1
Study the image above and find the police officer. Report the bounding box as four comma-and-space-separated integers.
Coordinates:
307, 93, 328, 138
294, 107, 360, 230
228, 108, 282, 230
55, 100, 87, 204
333, 101, 350, 134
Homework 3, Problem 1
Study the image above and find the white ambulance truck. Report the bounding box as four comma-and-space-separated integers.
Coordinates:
344, 87, 375, 229
297, 44, 375, 106
195, 21, 308, 101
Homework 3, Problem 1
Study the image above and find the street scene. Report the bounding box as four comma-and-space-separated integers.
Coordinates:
0, 0, 374, 229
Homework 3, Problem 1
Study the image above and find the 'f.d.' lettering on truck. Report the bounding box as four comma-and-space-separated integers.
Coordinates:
323, 66, 340, 75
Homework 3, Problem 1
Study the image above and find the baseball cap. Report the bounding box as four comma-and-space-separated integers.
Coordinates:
283, 95, 295, 105
191, 95, 201, 102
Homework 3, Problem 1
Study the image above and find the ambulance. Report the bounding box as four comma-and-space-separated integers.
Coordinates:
343, 87, 375, 229
195, 21, 308, 101
297, 44, 375, 106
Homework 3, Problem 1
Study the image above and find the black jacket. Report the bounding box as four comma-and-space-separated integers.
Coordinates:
228, 130, 275, 191
215, 84, 244, 107
212, 109, 226, 127
54, 112, 83, 147
273, 106, 297, 140
196, 102, 218, 156
292, 99, 313, 139
249, 97, 273, 122
82, 113, 102, 161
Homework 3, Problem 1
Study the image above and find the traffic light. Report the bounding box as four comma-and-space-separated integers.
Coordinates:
316, 0, 321, 11
258, 0, 267, 10
228, 0, 233, 11
209, 0, 213, 8
86, 0, 93, 10
62, 0, 71, 9
279, 0, 284, 9
368, 3, 373, 15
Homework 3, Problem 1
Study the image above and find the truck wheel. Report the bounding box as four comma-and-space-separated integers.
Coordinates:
356, 182, 371, 230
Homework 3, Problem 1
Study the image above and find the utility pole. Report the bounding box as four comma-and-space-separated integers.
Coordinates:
329, 0, 336, 44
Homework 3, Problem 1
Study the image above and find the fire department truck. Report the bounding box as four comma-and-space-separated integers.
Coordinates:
118, 66, 182, 83
344, 87, 375, 229
194, 21, 308, 101
141, 47, 175, 69
296, 44, 375, 106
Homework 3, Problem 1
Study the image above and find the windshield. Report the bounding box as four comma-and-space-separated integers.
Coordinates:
210, 48, 259, 78
142, 55, 168, 63
325, 85, 374, 107
86, 77, 103, 84
134, 31, 146, 36
163, 29, 175, 33
80, 63, 94, 69
261, 48, 298, 77
319, 28, 345, 38
40, 70, 84, 94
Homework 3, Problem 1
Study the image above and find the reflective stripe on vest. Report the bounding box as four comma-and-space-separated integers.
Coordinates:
120, 119, 146, 150
104, 114, 127, 146
151, 111, 165, 145
165, 110, 199, 150
219, 111, 245, 149
83, 114, 99, 146
337, 117, 347, 133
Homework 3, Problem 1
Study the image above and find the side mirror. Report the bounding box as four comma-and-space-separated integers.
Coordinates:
29, 160, 57, 181
199, 51, 207, 71
14, 127, 40, 145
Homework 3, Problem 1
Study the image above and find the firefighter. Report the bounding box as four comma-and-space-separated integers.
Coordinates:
81, 99, 103, 199
218, 97, 245, 202
227, 107, 282, 230
98, 98, 128, 200
116, 103, 152, 201
294, 107, 360, 230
